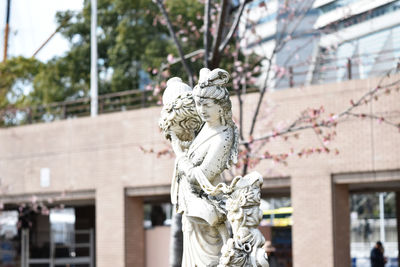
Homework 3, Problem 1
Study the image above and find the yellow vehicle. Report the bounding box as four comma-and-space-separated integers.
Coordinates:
262, 207, 293, 227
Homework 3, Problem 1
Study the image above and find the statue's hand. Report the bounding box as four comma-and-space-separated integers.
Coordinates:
170, 132, 184, 157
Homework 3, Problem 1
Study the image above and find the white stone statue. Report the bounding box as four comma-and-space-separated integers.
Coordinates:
160, 68, 269, 267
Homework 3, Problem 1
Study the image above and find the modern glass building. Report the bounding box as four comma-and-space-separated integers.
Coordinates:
241, 0, 400, 89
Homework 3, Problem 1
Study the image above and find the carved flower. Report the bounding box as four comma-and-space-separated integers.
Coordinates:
179, 116, 202, 133
174, 98, 183, 109
218, 239, 235, 266
226, 198, 240, 213
228, 193, 248, 211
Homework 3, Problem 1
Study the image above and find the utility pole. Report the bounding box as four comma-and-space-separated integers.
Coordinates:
90, 0, 98, 117
3, 0, 11, 62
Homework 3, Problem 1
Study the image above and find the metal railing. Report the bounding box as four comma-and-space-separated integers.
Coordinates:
1, 48, 399, 127
0, 86, 261, 127
0, 89, 157, 127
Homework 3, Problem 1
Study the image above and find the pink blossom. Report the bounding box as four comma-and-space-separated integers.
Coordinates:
160, 18, 167, 26
249, 77, 258, 84
153, 85, 161, 96
277, 67, 286, 78
152, 68, 158, 75
167, 54, 174, 63
233, 78, 239, 88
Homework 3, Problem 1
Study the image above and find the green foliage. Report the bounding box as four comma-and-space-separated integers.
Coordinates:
0, 57, 43, 108
0, 0, 259, 126
0, 0, 181, 111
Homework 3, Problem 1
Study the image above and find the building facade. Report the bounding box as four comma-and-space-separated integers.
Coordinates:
241, 0, 400, 88
0, 73, 399, 266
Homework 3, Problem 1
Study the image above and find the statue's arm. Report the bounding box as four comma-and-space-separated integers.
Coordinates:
197, 130, 232, 182
176, 129, 233, 195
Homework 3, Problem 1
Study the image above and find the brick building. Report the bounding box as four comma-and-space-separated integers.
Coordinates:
0, 74, 400, 266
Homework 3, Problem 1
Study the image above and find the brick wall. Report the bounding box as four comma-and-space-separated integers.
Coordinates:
1, 74, 399, 266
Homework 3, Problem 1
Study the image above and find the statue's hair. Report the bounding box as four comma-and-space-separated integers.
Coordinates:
193, 68, 239, 168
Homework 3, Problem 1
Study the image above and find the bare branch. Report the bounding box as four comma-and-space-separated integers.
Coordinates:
218, 0, 248, 53
204, 0, 211, 68
210, 0, 229, 68
248, 56, 273, 137
160, 49, 205, 70
154, 0, 194, 87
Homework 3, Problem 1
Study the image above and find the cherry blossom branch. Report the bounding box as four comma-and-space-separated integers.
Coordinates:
274, 1, 314, 53
248, 2, 315, 138
161, 49, 205, 69
242, 77, 400, 145
347, 112, 400, 127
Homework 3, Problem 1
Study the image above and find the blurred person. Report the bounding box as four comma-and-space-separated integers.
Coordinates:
370, 241, 387, 267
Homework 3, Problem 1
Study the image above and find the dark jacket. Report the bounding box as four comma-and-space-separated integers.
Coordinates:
370, 247, 385, 267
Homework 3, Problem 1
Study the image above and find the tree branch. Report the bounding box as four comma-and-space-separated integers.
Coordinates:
160, 49, 205, 70
247, 1, 315, 137
204, 0, 211, 68
154, 0, 194, 87
210, 0, 229, 69
242, 77, 400, 145
218, 0, 248, 53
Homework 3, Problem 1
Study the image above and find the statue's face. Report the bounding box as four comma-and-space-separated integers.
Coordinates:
195, 97, 220, 124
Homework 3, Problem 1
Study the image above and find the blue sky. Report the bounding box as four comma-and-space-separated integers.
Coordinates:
0, 0, 83, 62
